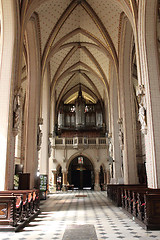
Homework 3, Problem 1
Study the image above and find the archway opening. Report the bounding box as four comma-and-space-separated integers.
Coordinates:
68, 156, 94, 190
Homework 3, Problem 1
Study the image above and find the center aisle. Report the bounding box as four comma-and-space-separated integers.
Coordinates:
0, 191, 160, 239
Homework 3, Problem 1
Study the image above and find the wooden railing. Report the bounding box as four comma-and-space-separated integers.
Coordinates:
0, 189, 40, 231
107, 184, 160, 230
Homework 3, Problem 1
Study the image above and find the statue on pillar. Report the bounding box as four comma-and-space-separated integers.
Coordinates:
108, 138, 113, 158
48, 137, 52, 158
37, 118, 43, 151
117, 118, 124, 150
137, 85, 147, 134
13, 88, 22, 136
37, 125, 42, 151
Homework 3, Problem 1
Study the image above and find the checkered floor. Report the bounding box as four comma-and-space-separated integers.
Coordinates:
0, 191, 160, 239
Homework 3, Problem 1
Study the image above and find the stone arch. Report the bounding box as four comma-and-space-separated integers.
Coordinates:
67, 153, 95, 190
66, 152, 96, 171
56, 68, 103, 113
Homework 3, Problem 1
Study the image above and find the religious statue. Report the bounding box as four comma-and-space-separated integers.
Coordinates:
13, 88, 22, 136
37, 125, 42, 151
137, 85, 147, 134
48, 138, 52, 157
118, 118, 124, 150
118, 129, 124, 150
109, 139, 113, 158
138, 101, 147, 134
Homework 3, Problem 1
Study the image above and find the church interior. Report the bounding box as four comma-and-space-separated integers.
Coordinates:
0, 0, 160, 238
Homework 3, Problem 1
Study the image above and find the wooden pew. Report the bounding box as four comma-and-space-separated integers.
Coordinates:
0, 196, 17, 229
107, 184, 145, 207
107, 184, 160, 230
0, 189, 40, 231
107, 184, 124, 207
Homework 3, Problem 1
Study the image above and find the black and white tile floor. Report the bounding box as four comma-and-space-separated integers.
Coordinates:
0, 191, 160, 240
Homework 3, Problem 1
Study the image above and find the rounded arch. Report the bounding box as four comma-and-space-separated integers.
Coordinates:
66, 152, 96, 170
67, 153, 95, 189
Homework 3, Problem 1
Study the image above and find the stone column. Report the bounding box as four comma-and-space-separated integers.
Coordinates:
106, 170, 110, 184
0, 0, 18, 190
94, 169, 101, 191
119, 17, 138, 184
103, 171, 107, 190
40, 67, 50, 175
23, 20, 41, 189
52, 170, 57, 191
62, 171, 68, 191
138, 0, 160, 188
110, 66, 122, 183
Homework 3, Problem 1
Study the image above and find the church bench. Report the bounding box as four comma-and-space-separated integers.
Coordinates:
107, 184, 145, 207
0, 189, 40, 231
121, 186, 160, 229
0, 190, 39, 215
107, 184, 160, 229
107, 184, 124, 206
0, 196, 17, 228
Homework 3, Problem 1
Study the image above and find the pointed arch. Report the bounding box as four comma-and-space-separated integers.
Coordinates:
56, 73, 102, 112
41, 0, 79, 75
81, 0, 118, 68
50, 45, 79, 91
51, 61, 108, 98
44, 28, 116, 78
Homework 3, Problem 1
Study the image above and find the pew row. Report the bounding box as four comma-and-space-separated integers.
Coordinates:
0, 189, 40, 232
107, 184, 160, 230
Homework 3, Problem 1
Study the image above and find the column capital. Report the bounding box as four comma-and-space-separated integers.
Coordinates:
95, 169, 100, 174
62, 169, 68, 174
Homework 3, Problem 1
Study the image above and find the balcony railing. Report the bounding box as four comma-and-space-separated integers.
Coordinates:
53, 137, 108, 148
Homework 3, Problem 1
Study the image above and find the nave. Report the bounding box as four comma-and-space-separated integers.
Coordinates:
0, 191, 160, 240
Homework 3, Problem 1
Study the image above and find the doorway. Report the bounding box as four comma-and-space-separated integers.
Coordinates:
68, 156, 94, 190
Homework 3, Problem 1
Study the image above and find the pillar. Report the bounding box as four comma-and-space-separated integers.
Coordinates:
110, 66, 123, 183
94, 169, 101, 191
0, 0, 18, 190
24, 19, 41, 189
138, 0, 160, 188
51, 170, 57, 191
106, 170, 110, 184
62, 171, 67, 191
40, 66, 50, 175
119, 16, 138, 184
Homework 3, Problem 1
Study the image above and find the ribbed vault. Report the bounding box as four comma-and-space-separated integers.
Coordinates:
23, 0, 137, 110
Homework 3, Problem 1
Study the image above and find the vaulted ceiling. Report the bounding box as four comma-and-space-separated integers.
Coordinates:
27, 0, 137, 106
